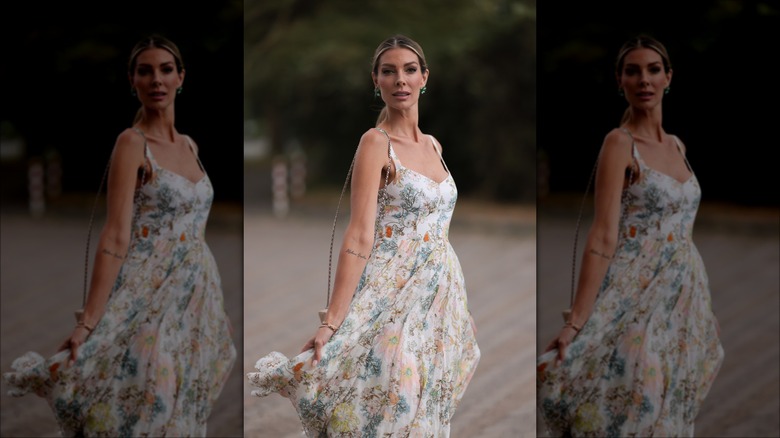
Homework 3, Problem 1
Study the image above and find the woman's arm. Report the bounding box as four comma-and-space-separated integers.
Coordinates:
545, 129, 634, 363
303, 129, 390, 365
59, 129, 146, 364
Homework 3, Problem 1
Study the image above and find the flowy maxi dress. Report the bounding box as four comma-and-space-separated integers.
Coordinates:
537, 130, 724, 437
248, 128, 480, 437
4, 129, 237, 437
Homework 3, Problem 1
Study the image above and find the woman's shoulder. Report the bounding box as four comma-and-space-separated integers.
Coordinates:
667, 133, 687, 153
358, 127, 391, 151
603, 127, 632, 144
113, 128, 147, 153
600, 128, 634, 153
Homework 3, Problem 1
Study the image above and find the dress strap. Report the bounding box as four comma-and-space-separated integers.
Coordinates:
131, 127, 154, 165
619, 127, 639, 160
183, 135, 207, 174
670, 135, 694, 174
375, 128, 398, 162
428, 135, 450, 174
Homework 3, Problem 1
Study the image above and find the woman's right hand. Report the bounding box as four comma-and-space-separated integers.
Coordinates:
57, 326, 91, 366
300, 326, 336, 367
543, 326, 579, 366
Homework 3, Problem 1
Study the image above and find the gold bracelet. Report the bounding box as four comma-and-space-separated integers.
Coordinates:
75, 322, 95, 332
320, 322, 338, 332
564, 321, 581, 332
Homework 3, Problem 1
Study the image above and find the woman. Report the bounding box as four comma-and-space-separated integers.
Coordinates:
248, 34, 480, 436
537, 35, 724, 436
4, 35, 236, 436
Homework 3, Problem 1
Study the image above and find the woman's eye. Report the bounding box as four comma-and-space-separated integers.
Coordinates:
162, 67, 174, 73
382, 69, 394, 75
649, 67, 661, 73
406, 67, 418, 73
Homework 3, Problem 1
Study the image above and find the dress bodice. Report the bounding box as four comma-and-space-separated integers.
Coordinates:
620, 135, 700, 248
375, 131, 457, 246
131, 136, 213, 251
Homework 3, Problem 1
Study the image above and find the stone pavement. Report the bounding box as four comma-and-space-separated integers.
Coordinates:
536, 205, 780, 437
242, 201, 537, 438
0, 208, 243, 437
2, 194, 776, 437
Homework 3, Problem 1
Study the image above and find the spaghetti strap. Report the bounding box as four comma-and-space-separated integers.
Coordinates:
428, 135, 450, 174
131, 127, 155, 182
183, 135, 207, 174
671, 135, 694, 174
375, 128, 399, 179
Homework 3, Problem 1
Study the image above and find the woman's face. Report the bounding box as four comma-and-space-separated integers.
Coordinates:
130, 48, 184, 111
617, 48, 672, 111
373, 47, 428, 112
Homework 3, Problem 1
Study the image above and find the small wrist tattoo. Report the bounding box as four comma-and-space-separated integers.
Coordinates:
101, 248, 125, 260
588, 249, 612, 260
345, 248, 367, 260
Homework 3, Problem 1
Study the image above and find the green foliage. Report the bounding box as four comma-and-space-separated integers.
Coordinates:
244, 0, 537, 201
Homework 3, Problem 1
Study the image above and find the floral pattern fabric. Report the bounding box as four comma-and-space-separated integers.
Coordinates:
248, 130, 480, 437
4, 132, 236, 437
537, 134, 724, 437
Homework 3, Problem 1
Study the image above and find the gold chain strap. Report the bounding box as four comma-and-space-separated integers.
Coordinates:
324, 128, 392, 312
81, 129, 147, 308
566, 128, 635, 321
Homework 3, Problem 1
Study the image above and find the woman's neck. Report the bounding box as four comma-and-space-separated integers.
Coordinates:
624, 107, 665, 142
381, 109, 421, 142
136, 107, 177, 142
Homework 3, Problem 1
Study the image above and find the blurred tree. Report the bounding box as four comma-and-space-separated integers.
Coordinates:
244, 0, 537, 202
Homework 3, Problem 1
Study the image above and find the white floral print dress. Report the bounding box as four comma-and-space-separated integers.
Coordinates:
537, 129, 724, 437
248, 128, 480, 437
4, 128, 236, 437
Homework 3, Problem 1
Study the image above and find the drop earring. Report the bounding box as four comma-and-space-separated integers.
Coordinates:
618, 88, 625, 97
177, 87, 183, 95
131, 88, 137, 97
374, 87, 380, 98
420, 86, 427, 95
664, 87, 670, 95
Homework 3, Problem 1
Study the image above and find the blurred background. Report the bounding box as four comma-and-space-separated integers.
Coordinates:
242, 1, 538, 436
243, 0, 536, 209
536, 1, 779, 437
1, 1, 244, 436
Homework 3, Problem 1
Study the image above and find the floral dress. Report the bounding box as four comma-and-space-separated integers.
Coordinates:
248, 128, 480, 437
537, 130, 724, 437
4, 128, 236, 437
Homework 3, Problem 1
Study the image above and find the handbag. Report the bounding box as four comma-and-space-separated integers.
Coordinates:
320, 128, 392, 326
564, 128, 635, 323
76, 129, 147, 328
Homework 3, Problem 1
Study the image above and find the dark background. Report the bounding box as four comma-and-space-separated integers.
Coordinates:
537, 0, 778, 207
0, 0, 244, 207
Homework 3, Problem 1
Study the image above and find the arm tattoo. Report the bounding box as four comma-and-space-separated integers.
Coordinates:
345, 248, 368, 260
588, 248, 612, 260
101, 248, 125, 260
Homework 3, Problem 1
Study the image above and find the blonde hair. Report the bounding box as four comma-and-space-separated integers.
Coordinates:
128, 35, 185, 124
615, 35, 672, 125
371, 35, 428, 126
